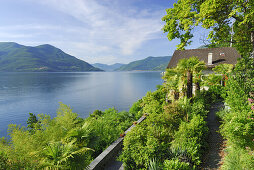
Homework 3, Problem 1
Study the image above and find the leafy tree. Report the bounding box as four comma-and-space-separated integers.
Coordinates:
1, 103, 137, 169
216, 56, 254, 169
213, 64, 233, 75
162, 0, 254, 55
203, 74, 221, 86
27, 113, 38, 133
213, 63, 233, 86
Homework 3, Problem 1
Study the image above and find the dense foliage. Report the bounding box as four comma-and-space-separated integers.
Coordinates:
1, 56, 252, 169
115, 56, 172, 71
216, 56, 254, 169
162, 0, 254, 55
119, 58, 212, 169
163, 57, 205, 101
120, 85, 210, 169
120, 55, 254, 169
0, 1, 253, 169
0, 103, 136, 169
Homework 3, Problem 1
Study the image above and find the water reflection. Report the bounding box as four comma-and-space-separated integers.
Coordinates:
0, 72, 163, 136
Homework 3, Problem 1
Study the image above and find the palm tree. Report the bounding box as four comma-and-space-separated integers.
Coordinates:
163, 67, 181, 101
66, 122, 92, 146
177, 57, 205, 99
192, 60, 206, 95
39, 140, 92, 169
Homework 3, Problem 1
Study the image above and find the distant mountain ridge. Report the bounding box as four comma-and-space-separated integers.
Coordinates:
92, 63, 125, 71
115, 56, 172, 71
0, 42, 102, 72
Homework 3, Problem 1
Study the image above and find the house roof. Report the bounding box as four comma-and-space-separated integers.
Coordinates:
167, 47, 241, 68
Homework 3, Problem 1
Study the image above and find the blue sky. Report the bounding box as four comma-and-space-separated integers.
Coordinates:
0, 0, 210, 64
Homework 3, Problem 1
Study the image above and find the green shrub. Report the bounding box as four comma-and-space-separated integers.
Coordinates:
191, 99, 208, 117
218, 56, 254, 169
120, 103, 182, 169
220, 110, 254, 148
221, 146, 254, 170
0, 139, 8, 170
120, 86, 209, 169
129, 99, 143, 119
85, 108, 135, 156
148, 158, 162, 170
171, 114, 208, 166
163, 158, 191, 170
1, 104, 136, 169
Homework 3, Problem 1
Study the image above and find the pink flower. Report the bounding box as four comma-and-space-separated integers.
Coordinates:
251, 105, 254, 110
248, 98, 254, 103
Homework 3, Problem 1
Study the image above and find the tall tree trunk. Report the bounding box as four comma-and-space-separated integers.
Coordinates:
195, 81, 200, 95
222, 74, 225, 87
187, 71, 192, 99
251, 31, 254, 57
174, 91, 179, 100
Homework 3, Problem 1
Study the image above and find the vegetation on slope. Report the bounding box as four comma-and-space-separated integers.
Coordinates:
162, 1, 254, 167
0, 55, 253, 169
115, 56, 172, 71
0, 104, 137, 169
0, 0, 253, 168
0, 42, 102, 72
92, 63, 125, 71
120, 88, 211, 169
119, 57, 214, 169
216, 57, 254, 169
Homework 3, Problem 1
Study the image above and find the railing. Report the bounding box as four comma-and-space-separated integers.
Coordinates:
88, 115, 147, 170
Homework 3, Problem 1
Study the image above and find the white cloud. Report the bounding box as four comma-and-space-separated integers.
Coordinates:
33, 0, 164, 56
1, 0, 168, 64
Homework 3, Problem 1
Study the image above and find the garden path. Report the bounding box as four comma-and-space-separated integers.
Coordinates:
202, 102, 225, 169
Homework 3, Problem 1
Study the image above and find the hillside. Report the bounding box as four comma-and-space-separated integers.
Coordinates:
115, 56, 172, 71
92, 63, 125, 71
0, 42, 102, 72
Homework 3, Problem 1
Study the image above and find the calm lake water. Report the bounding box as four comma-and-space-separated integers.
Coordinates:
0, 72, 163, 137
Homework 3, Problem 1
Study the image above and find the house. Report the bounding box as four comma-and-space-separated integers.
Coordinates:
167, 47, 241, 71
165, 47, 241, 97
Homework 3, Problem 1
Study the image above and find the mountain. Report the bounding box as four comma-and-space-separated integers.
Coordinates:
92, 63, 125, 71
115, 56, 172, 71
0, 42, 102, 72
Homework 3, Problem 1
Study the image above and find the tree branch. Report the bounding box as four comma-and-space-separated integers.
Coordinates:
231, 15, 243, 22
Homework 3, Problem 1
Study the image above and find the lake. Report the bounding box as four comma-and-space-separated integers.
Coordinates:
0, 72, 163, 137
